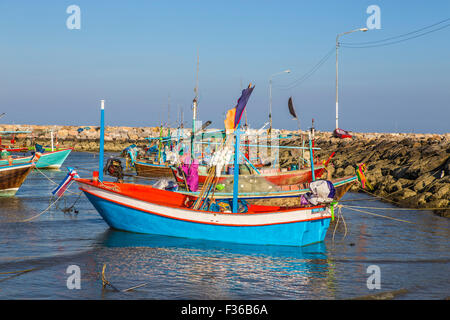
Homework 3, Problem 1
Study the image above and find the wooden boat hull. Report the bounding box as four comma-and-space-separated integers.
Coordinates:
134, 161, 174, 178
0, 162, 33, 196
0, 148, 72, 169
77, 179, 332, 246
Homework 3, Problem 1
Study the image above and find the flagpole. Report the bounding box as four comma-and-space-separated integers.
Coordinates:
99, 100, 105, 182
232, 123, 241, 213
308, 128, 315, 181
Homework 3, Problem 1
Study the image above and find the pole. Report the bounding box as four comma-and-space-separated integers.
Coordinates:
99, 100, 105, 182
269, 79, 272, 132
335, 28, 367, 130
50, 128, 54, 152
308, 129, 315, 181
336, 35, 339, 130
232, 124, 241, 213
191, 98, 197, 159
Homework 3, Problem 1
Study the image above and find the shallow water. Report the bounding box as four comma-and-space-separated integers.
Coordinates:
0, 152, 449, 299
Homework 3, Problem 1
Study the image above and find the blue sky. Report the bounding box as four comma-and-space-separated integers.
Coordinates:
0, 1, 449, 133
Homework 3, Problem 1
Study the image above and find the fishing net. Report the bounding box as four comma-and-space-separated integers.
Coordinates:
218, 174, 279, 195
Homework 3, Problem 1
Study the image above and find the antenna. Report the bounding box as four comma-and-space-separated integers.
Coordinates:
167, 93, 170, 128
240, 77, 248, 128
181, 107, 184, 129
195, 49, 199, 99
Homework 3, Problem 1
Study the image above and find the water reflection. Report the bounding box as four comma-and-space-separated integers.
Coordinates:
89, 230, 338, 299
0, 197, 35, 222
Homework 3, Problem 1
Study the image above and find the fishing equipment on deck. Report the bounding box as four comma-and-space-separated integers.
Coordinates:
303, 179, 336, 205
153, 178, 179, 191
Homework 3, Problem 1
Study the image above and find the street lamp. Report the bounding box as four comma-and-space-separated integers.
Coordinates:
335, 27, 368, 130
269, 69, 291, 131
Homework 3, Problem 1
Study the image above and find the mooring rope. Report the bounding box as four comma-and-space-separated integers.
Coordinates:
0, 268, 36, 275
0, 268, 37, 283
340, 204, 415, 224
338, 203, 450, 234
332, 205, 348, 242
20, 181, 76, 222
344, 204, 450, 211
34, 167, 81, 195
101, 264, 149, 293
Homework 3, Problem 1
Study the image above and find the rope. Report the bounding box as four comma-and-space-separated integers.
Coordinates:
101, 264, 149, 293
60, 192, 83, 213
339, 197, 381, 202
0, 268, 36, 275
0, 268, 37, 283
34, 167, 58, 186
332, 205, 348, 242
20, 181, 75, 222
340, 204, 450, 233
341, 204, 415, 224
344, 204, 450, 211
34, 167, 81, 195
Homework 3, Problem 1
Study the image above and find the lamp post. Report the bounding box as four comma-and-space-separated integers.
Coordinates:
335, 28, 368, 130
269, 69, 290, 132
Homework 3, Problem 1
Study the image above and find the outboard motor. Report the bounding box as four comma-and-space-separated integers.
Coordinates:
103, 158, 124, 182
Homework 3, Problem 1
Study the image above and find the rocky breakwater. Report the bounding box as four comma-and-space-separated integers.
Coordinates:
280, 132, 450, 217
0, 124, 168, 152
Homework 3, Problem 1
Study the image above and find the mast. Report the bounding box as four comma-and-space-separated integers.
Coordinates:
50, 127, 54, 151
308, 127, 315, 181
167, 93, 170, 128
191, 50, 199, 159
99, 100, 105, 182
168, 93, 171, 150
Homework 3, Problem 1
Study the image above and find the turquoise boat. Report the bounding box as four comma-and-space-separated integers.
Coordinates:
0, 148, 72, 169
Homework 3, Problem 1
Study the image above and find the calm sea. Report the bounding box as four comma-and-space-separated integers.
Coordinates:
0, 152, 449, 300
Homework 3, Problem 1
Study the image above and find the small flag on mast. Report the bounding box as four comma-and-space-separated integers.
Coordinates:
224, 84, 255, 131
52, 167, 79, 197
288, 96, 297, 119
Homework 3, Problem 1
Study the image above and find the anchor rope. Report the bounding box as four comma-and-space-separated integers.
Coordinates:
0, 268, 36, 275
20, 181, 76, 222
34, 167, 81, 195
338, 204, 450, 233
339, 204, 415, 224
332, 205, 348, 242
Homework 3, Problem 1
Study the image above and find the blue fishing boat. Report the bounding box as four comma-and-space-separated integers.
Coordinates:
76, 178, 334, 246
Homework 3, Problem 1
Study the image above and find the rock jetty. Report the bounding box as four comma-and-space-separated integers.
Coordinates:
280, 131, 450, 217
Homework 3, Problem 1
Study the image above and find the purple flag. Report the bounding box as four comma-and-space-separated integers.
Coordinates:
234, 85, 255, 128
